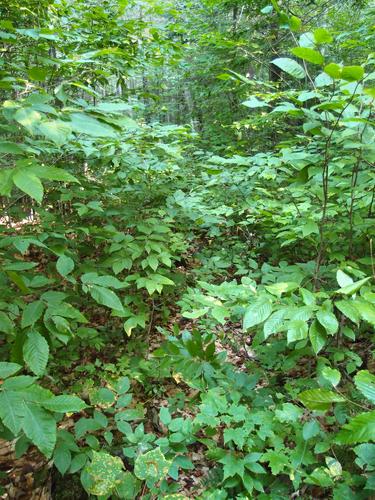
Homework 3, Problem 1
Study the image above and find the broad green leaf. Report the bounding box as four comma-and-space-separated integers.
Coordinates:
299, 389, 345, 411
0, 311, 14, 334
336, 277, 370, 295
43, 395, 86, 413
341, 65, 364, 82
336, 270, 353, 288
324, 63, 342, 79
303, 420, 320, 440
134, 448, 171, 482
89, 285, 123, 311
287, 319, 308, 343
353, 299, 375, 325
336, 411, 375, 444
22, 404, 56, 457
265, 282, 298, 297
275, 403, 303, 423
84, 451, 124, 496
0, 362, 22, 379
242, 97, 269, 108
354, 371, 375, 404
263, 309, 286, 340
316, 309, 338, 335
314, 28, 333, 44
291, 47, 324, 65
13, 170, 44, 203
243, 298, 272, 329
56, 255, 75, 277
309, 320, 327, 355
321, 366, 341, 387
14, 107, 42, 132
70, 113, 116, 138
23, 330, 49, 376
37, 120, 72, 145
335, 300, 360, 324
0, 390, 25, 434
271, 57, 305, 79
30, 165, 78, 183
28, 67, 48, 81
53, 444, 71, 475
21, 300, 45, 329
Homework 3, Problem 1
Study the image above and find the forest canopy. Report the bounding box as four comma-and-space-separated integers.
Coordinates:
0, 0, 374, 498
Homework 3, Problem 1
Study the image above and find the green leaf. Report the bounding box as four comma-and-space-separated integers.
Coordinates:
336, 270, 353, 288
0, 362, 22, 379
53, 444, 72, 475
0, 311, 14, 334
299, 389, 345, 411
134, 448, 171, 482
242, 97, 269, 108
321, 367, 341, 387
275, 403, 303, 423
13, 170, 44, 203
336, 277, 370, 295
84, 451, 124, 496
89, 285, 123, 311
353, 299, 375, 326
261, 451, 289, 474
291, 47, 324, 65
336, 411, 375, 444
218, 452, 245, 480
43, 395, 86, 413
314, 28, 333, 44
243, 297, 272, 329
22, 404, 56, 457
287, 319, 308, 343
0, 390, 25, 434
335, 300, 360, 324
28, 67, 48, 81
324, 63, 342, 79
56, 255, 75, 277
271, 57, 306, 79
265, 282, 298, 297
303, 420, 320, 440
23, 330, 49, 376
309, 320, 327, 355
37, 120, 72, 146
70, 113, 116, 138
30, 165, 79, 183
316, 309, 338, 335
341, 65, 364, 82
354, 371, 375, 404
21, 301, 45, 329
263, 309, 286, 340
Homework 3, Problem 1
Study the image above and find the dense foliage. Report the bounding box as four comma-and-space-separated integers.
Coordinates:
0, 0, 374, 498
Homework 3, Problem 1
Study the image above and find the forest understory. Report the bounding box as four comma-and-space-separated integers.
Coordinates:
0, 0, 375, 499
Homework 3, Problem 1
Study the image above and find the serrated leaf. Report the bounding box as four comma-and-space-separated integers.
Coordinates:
89, 285, 123, 311
22, 404, 56, 458
335, 300, 360, 324
21, 300, 45, 329
291, 47, 324, 65
299, 389, 345, 411
134, 448, 171, 482
287, 319, 308, 343
336, 277, 370, 295
322, 366, 341, 387
0, 362, 22, 379
353, 299, 375, 326
316, 309, 338, 335
23, 330, 49, 376
43, 395, 86, 413
0, 390, 25, 434
56, 255, 75, 277
263, 309, 286, 339
309, 319, 327, 355
0, 311, 14, 334
13, 170, 44, 203
354, 371, 375, 404
271, 57, 305, 79
243, 298, 272, 330
336, 411, 375, 444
